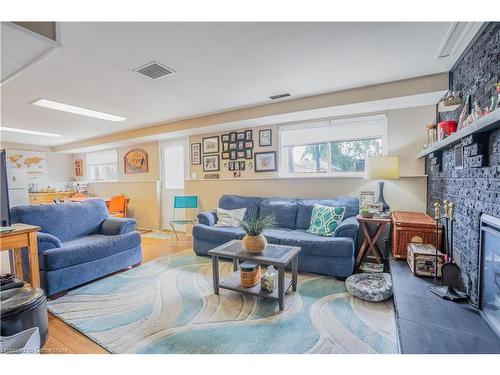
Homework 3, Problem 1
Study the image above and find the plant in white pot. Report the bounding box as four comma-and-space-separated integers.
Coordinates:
239, 211, 276, 254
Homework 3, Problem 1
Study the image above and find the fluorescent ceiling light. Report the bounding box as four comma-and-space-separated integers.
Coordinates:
31, 99, 127, 122
0, 126, 62, 137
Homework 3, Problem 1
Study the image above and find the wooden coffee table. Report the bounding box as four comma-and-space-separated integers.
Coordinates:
208, 240, 301, 310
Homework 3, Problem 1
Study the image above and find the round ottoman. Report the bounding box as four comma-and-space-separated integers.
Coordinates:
345, 273, 393, 302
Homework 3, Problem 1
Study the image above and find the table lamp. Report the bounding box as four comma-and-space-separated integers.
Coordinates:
365, 156, 399, 212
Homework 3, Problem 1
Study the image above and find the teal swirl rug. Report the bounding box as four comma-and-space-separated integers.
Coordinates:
47, 250, 397, 354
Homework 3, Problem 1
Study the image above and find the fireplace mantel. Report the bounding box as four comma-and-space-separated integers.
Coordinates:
417, 107, 500, 159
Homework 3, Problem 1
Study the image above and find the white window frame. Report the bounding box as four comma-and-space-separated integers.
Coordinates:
279, 114, 388, 178
86, 148, 119, 182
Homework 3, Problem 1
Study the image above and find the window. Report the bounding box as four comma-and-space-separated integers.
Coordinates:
280, 114, 387, 177
86, 149, 118, 181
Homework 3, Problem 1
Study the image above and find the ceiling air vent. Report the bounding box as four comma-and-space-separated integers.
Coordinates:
134, 61, 175, 80
269, 93, 291, 100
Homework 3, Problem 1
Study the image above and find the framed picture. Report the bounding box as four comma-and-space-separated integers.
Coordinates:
228, 161, 234, 171
229, 142, 237, 150
74, 159, 84, 177
237, 151, 245, 159
360, 191, 375, 208
221, 134, 230, 142
244, 140, 253, 149
245, 148, 253, 159
230, 132, 237, 142
239, 161, 246, 171
234, 161, 240, 171
237, 140, 245, 151
237, 132, 245, 141
245, 130, 253, 140
191, 143, 201, 165
202, 136, 219, 154
233, 171, 241, 178
203, 155, 220, 172
124, 148, 149, 173
259, 129, 272, 147
222, 152, 230, 160
254, 151, 277, 172
222, 142, 229, 152
229, 150, 237, 160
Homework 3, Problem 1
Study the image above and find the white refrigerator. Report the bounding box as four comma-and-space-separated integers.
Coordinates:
6, 168, 29, 207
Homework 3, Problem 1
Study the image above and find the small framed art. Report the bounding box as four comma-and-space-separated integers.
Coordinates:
222, 152, 229, 160
230, 132, 237, 142
222, 142, 229, 152
245, 130, 252, 140
237, 140, 245, 151
191, 143, 201, 165
259, 129, 272, 147
202, 136, 219, 154
245, 148, 253, 159
254, 151, 277, 172
203, 155, 220, 172
237, 132, 245, 141
230, 150, 237, 160
360, 191, 375, 208
221, 134, 230, 142
237, 151, 245, 159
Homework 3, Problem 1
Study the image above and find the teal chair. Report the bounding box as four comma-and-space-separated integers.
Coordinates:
169, 195, 199, 240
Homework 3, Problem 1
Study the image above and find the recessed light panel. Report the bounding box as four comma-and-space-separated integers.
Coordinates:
31, 99, 127, 122
0, 126, 62, 137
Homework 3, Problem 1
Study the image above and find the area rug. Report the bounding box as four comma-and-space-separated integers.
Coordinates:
140, 231, 174, 240
47, 250, 397, 354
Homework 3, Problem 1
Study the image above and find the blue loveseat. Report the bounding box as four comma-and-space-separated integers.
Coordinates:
193, 195, 359, 277
10, 199, 142, 296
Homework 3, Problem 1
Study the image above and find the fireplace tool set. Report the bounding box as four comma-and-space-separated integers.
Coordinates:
430, 200, 468, 302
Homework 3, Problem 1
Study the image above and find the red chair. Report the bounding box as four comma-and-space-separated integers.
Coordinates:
108, 195, 128, 218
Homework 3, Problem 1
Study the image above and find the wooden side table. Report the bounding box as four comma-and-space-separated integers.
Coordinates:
0, 223, 41, 288
356, 215, 391, 266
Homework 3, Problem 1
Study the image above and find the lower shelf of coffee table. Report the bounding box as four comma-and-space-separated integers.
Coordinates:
219, 270, 292, 300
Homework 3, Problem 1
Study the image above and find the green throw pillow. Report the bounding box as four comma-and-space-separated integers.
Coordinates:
307, 204, 345, 237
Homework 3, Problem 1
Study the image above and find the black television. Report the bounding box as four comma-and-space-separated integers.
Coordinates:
1, 149, 12, 228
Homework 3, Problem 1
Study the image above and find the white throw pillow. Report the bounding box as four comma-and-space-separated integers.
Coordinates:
214, 207, 247, 227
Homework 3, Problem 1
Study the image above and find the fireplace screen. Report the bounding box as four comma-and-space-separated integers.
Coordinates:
480, 214, 500, 336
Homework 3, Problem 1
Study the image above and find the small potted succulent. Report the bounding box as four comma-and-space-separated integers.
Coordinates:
239, 211, 276, 253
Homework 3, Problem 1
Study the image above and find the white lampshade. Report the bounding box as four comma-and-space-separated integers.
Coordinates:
365, 156, 400, 180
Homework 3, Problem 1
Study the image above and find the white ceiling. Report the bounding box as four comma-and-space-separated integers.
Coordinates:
0, 22, 481, 147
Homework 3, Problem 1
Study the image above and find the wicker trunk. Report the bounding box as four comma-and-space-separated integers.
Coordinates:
391, 211, 443, 259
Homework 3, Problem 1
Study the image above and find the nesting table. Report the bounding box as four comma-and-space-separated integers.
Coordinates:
208, 240, 301, 310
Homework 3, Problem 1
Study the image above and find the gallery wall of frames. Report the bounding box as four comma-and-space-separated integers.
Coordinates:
189, 125, 279, 179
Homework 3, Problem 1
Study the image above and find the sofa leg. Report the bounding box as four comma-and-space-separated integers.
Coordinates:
127, 262, 141, 269
49, 290, 68, 300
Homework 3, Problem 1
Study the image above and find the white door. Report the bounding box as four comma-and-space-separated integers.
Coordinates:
161, 139, 189, 230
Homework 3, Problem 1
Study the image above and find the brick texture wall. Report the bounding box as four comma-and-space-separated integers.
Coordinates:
427, 22, 500, 305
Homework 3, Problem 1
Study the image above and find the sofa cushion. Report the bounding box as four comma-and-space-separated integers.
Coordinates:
192, 224, 245, 243
214, 207, 246, 227
307, 204, 345, 237
262, 228, 294, 244
296, 197, 359, 229
279, 229, 354, 258
218, 195, 263, 219
11, 199, 109, 242
41, 232, 141, 271
259, 198, 298, 229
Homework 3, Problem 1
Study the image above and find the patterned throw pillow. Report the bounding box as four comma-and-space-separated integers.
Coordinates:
214, 207, 247, 227
307, 204, 345, 237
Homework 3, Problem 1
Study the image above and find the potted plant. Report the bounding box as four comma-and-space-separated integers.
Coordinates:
239, 211, 276, 253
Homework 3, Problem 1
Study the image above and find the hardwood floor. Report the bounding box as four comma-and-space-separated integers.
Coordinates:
41, 232, 193, 354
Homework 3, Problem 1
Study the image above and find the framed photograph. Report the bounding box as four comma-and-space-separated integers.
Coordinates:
245, 130, 253, 140
202, 136, 219, 154
239, 161, 246, 170
229, 161, 234, 171
237, 151, 245, 159
360, 191, 375, 208
259, 129, 272, 147
230, 132, 237, 142
203, 155, 220, 172
222, 152, 229, 160
237, 140, 245, 151
233, 171, 241, 178
221, 134, 230, 142
229, 142, 237, 150
229, 150, 237, 160
245, 148, 253, 159
222, 142, 229, 152
234, 161, 240, 171
75, 159, 84, 177
191, 143, 201, 165
124, 148, 149, 173
244, 140, 253, 149
237, 132, 245, 141
254, 151, 277, 172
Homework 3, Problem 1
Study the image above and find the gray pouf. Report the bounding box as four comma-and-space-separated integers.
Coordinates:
345, 273, 393, 302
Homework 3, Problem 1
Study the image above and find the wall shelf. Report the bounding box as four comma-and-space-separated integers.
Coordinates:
417, 107, 500, 159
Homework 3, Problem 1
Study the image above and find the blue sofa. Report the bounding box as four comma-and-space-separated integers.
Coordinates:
10, 199, 142, 296
193, 195, 359, 277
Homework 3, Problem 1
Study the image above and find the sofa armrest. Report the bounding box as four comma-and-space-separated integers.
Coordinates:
37, 232, 62, 252
197, 211, 217, 226
100, 217, 137, 236
333, 216, 359, 240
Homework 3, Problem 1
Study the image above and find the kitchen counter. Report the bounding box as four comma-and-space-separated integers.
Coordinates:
29, 191, 75, 204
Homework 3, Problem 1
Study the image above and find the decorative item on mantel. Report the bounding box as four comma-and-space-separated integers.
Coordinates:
239, 211, 276, 253
426, 122, 437, 146
437, 90, 462, 113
